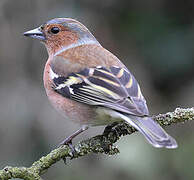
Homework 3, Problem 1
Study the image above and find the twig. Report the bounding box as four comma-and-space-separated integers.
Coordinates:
0, 107, 193, 180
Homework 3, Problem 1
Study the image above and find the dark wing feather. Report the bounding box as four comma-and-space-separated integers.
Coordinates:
53, 66, 149, 116
110, 66, 149, 115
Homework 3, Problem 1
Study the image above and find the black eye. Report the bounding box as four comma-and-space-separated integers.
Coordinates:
50, 27, 60, 34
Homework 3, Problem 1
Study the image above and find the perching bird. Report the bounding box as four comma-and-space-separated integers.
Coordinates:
24, 18, 177, 149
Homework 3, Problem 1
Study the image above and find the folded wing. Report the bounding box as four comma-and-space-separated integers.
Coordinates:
52, 66, 149, 117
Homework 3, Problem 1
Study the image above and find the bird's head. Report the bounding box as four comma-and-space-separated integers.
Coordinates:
24, 18, 99, 56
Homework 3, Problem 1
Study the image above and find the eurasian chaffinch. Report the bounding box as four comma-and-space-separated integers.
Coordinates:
24, 18, 177, 148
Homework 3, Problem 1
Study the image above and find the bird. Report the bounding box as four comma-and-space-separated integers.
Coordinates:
23, 18, 177, 149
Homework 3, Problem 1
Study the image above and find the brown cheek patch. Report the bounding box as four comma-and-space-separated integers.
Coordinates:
61, 31, 79, 44
45, 30, 79, 55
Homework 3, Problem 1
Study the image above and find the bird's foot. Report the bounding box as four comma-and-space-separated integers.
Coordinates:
58, 125, 89, 158
103, 122, 120, 137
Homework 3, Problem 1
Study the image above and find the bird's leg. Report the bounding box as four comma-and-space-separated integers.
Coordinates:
58, 125, 89, 156
59, 125, 89, 146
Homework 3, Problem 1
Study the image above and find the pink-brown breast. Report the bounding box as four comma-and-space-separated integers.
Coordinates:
43, 44, 126, 126
43, 59, 96, 125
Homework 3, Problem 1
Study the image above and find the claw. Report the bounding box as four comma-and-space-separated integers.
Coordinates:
103, 122, 119, 135
57, 125, 89, 159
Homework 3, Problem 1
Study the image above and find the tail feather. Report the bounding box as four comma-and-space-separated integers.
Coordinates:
118, 113, 178, 149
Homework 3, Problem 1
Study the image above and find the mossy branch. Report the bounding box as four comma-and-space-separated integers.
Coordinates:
0, 107, 193, 180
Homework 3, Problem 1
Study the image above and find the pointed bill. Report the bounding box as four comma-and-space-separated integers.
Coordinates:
23, 27, 46, 40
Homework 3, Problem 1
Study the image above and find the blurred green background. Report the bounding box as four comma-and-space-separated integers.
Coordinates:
0, 0, 194, 179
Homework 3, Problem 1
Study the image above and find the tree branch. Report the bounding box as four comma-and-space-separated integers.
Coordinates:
0, 107, 193, 180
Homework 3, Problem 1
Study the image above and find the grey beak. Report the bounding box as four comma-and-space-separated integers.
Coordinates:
23, 27, 46, 40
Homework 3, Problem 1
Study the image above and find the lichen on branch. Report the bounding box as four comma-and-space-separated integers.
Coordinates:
0, 107, 193, 180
